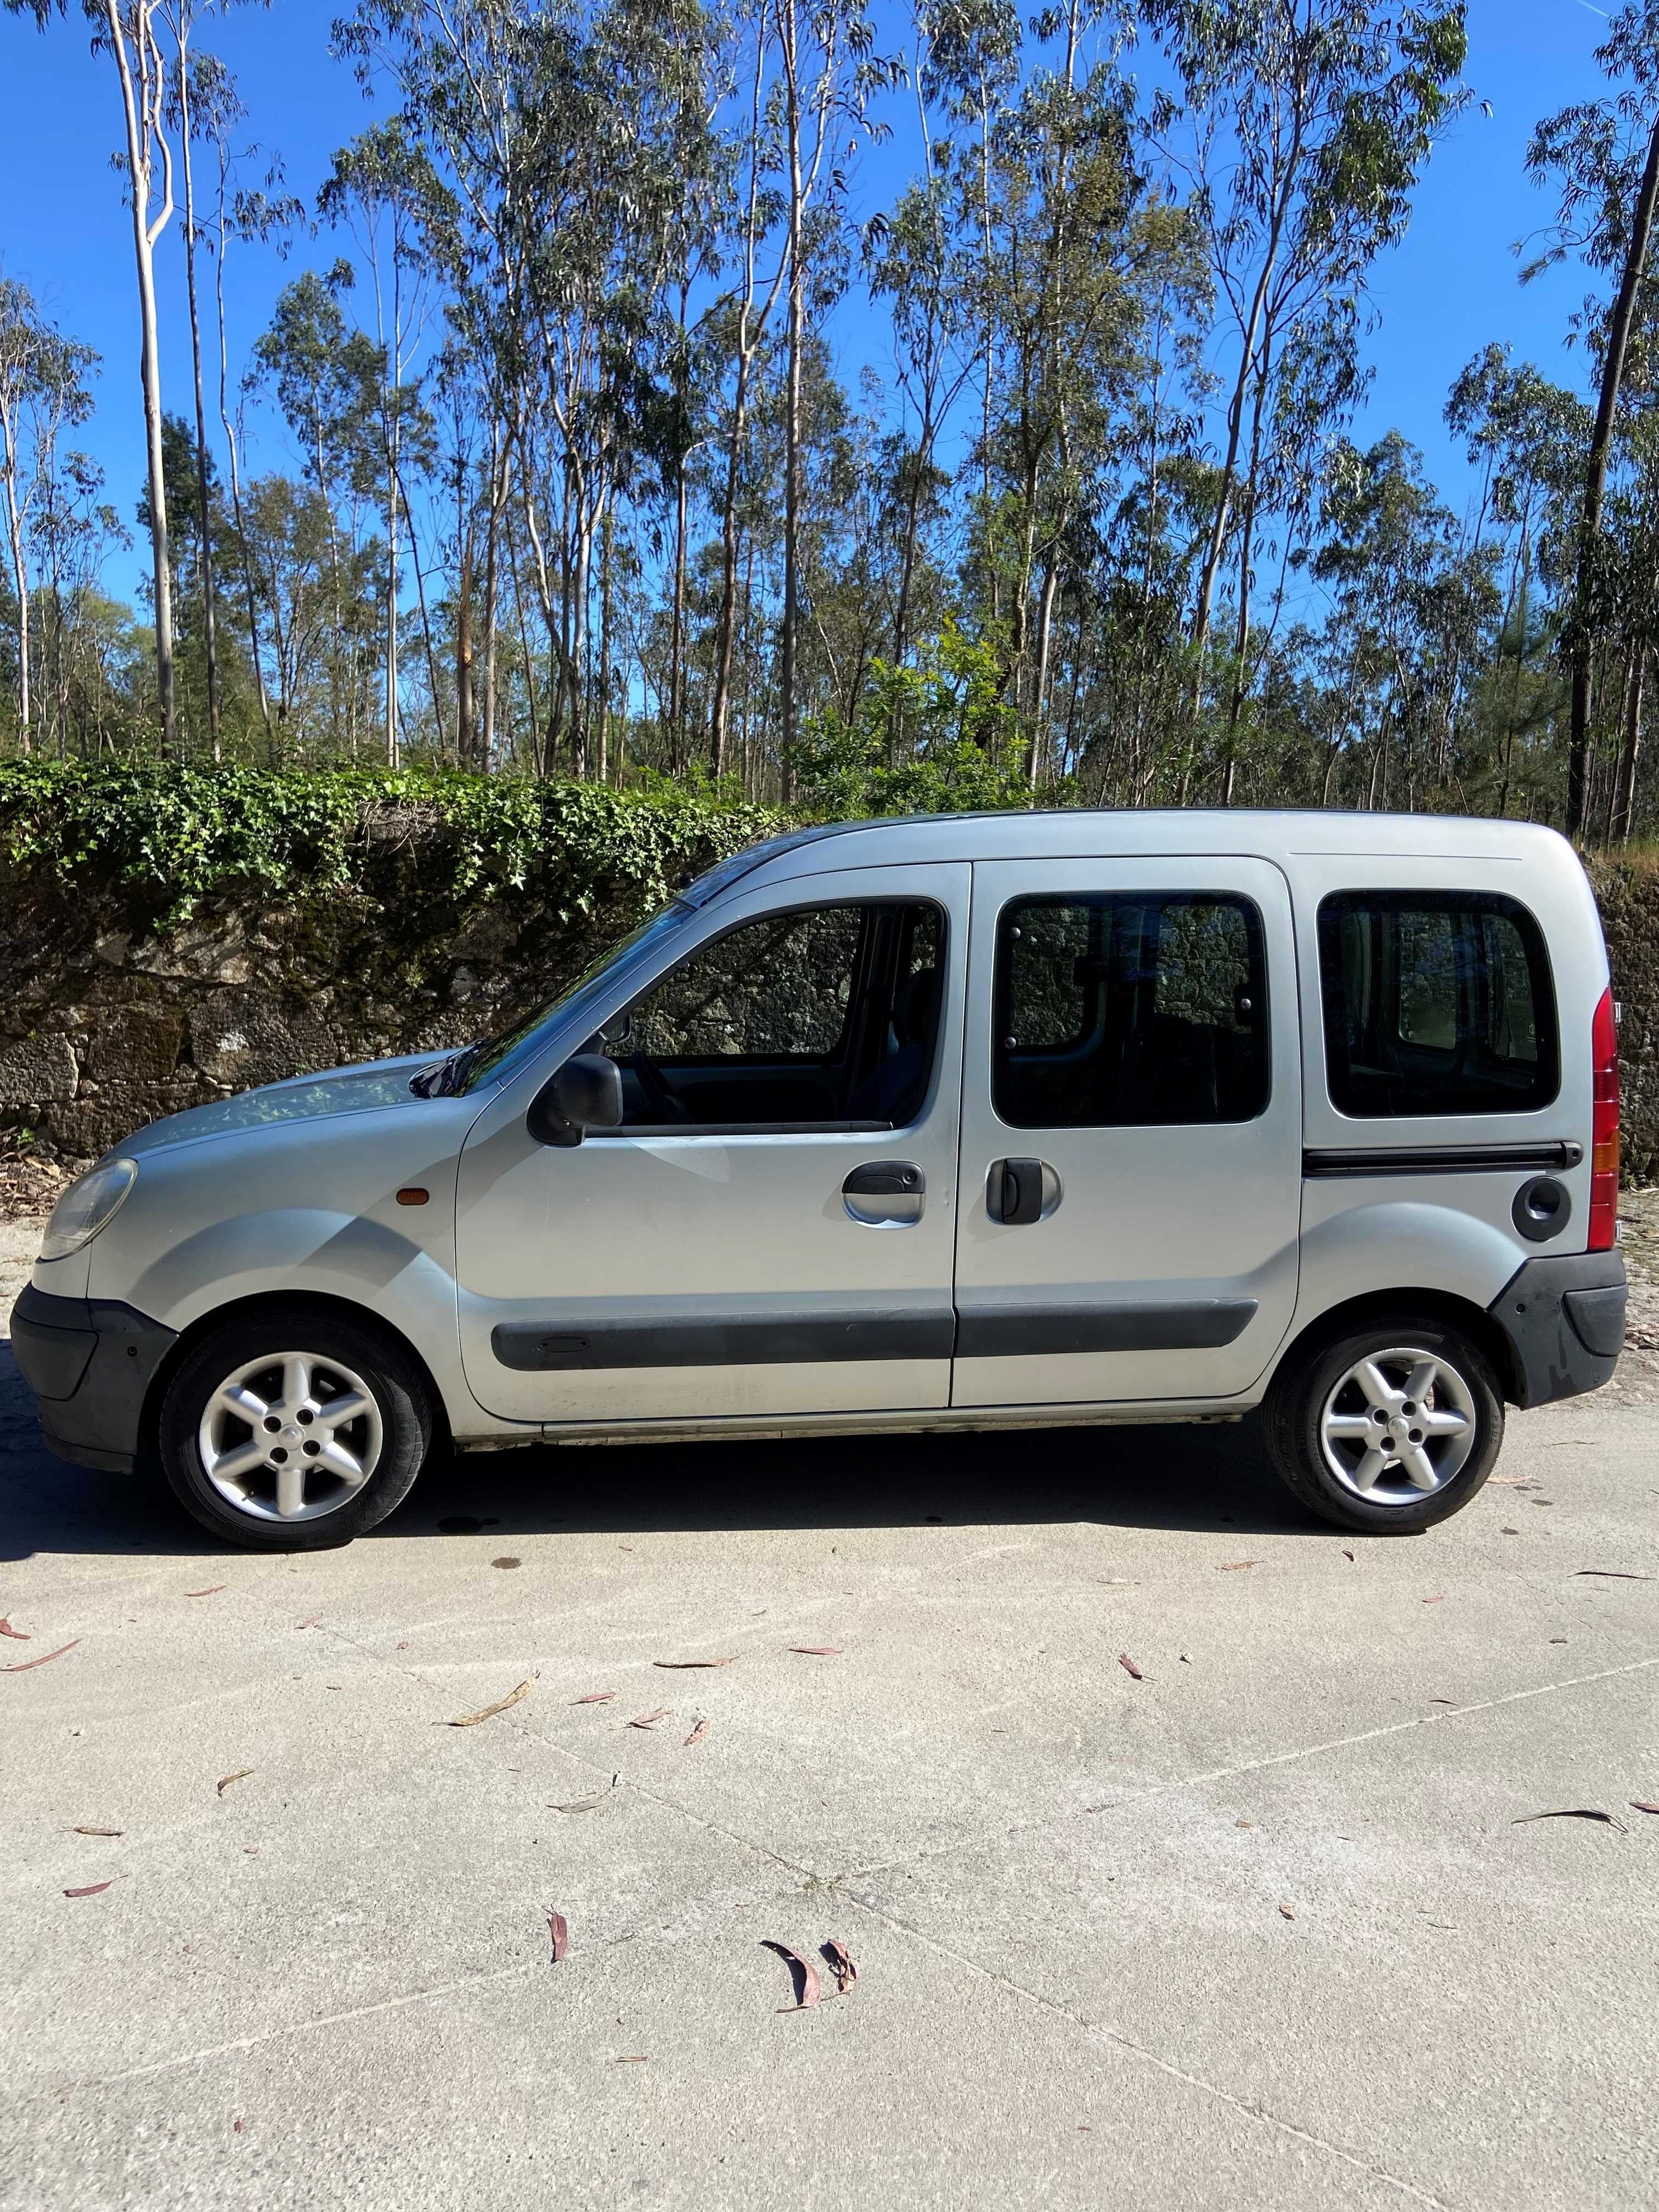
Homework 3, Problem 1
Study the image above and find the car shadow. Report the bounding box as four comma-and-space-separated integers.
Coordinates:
2, 1333, 1319, 1559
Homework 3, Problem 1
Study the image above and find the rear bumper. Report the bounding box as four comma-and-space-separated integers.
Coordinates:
10, 1284, 177, 1474
1488, 1251, 1628, 1409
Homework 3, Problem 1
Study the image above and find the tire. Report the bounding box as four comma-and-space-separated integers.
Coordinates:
1263, 1312, 1504, 1535
159, 1306, 435, 1551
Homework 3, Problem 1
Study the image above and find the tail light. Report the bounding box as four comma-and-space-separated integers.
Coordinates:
1589, 985, 1620, 1251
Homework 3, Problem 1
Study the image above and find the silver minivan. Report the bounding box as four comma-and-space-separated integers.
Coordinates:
13, 810, 1629, 1549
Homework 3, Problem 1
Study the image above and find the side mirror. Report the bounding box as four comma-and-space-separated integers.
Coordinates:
527, 1053, 624, 1148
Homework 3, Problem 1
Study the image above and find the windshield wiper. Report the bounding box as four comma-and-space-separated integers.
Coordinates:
409, 1039, 489, 1099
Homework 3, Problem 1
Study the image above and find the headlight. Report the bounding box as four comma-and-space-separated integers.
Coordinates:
40, 1158, 139, 1262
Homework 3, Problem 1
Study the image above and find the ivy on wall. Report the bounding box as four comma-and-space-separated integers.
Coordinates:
0, 763, 791, 927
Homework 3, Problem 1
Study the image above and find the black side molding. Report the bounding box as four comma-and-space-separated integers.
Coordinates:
1487, 1251, 1627, 1408
955, 1300, 1256, 1359
1304, 1141, 1583, 1178
492, 1309, 956, 1372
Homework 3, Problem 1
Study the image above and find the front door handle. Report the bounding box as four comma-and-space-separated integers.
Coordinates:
843, 1161, 925, 1198
990, 1157, 1050, 1225
842, 1160, 925, 1227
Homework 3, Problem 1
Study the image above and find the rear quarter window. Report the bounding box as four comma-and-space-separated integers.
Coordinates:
1318, 891, 1558, 1118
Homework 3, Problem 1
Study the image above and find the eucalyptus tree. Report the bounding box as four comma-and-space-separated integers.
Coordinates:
164, 3, 271, 753
1526, 0, 1659, 837
916, 0, 1022, 532
321, 121, 441, 765
7, 0, 186, 746
0, 279, 97, 752
1142, 0, 1469, 719
1446, 347, 1587, 817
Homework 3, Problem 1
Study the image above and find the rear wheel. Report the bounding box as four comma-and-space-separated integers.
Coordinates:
159, 1307, 433, 1550
1264, 1313, 1504, 1534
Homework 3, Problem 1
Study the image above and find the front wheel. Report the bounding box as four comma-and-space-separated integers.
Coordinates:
1263, 1314, 1504, 1534
159, 1307, 434, 1550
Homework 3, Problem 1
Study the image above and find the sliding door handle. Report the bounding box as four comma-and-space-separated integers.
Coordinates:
989, 1157, 1053, 1225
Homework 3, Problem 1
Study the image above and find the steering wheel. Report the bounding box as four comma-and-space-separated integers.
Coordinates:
628, 1052, 691, 1124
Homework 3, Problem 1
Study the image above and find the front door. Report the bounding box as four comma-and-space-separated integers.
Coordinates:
455, 864, 969, 1427
952, 855, 1302, 1408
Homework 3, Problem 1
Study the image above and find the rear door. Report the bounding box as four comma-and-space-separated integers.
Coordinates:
454, 864, 968, 1428
952, 855, 1302, 1408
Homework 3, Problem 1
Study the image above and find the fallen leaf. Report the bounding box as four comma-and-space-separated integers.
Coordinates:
492, 1557, 521, 1570
295, 1617, 321, 1630
0, 1618, 30, 1640
68, 1825, 122, 1837
822, 1938, 857, 1995
216, 1769, 255, 1797
233, 2119, 244, 2134
1512, 1808, 1628, 1832
3, 1638, 80, 1674
1574, 1568, 1655, 1581
1218, 1560, 1258, 1572
1630, 1802, 1659, 1816
1235, 1819, 1253, 1829
1428, 1697, 1456, 1705
1178, 1652, 1192, 1664
1342, 1550, 1355, 1562
1278, 1902, 1295, 1921
446, 1672, 537, 1728
789, 1646, 841, 1656
547, 1908, 569, 1963
653, 1656, 737, 1669
572, 1691, 616, 1705
396, 1641, 410, 1651
1423, 1595, 1445, 1605
64, 1880, 116, 1898
684, 1717, 710, 1748
185, 1586, 227, 1599
613, 2055, 650, 2064
761, 1939, 820, 2011
1118, 1652, 1143, 1680
628, 1708, 668, 1729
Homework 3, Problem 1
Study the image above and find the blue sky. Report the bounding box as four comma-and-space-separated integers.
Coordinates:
0, 0, 1618, 608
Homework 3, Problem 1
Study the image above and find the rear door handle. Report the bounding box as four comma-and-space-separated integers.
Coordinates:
989, 1157, 1049, 1225
843, 1161, 925, 1197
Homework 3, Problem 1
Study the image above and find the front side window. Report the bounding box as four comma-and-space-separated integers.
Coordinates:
994, 892, 1269, 1128
1318, 891, 1558, 1118
596, 901, 944, 1130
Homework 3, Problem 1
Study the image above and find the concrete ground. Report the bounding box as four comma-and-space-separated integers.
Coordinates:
2, 1212, 1656, 2212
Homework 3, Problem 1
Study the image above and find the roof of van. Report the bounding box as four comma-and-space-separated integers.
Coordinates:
684, 808, 1577, 906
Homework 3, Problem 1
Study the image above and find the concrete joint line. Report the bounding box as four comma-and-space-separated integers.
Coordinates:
839, 1889, 1459, 2211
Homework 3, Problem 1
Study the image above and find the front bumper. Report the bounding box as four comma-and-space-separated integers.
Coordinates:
10, 1284, 177, 1473
1488, 1250, 1628, 1409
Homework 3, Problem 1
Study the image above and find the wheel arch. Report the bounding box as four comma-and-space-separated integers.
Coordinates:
140, 1289, 452, 1455
1266, 1287, 1518, 1407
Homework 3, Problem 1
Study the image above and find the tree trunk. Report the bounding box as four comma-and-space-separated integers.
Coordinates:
212, 159, 273, 754
105, 0, 177, 752
1611, 648, 1645, 844
779, 0, 805, 804
456, 520, 476, 767
708, 345, 752, 777
1567, 107, 1659, 839
176, 52, 221, 758
0, 397, 30, 755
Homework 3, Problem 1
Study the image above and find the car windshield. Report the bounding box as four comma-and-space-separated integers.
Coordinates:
454, 898, 696, 1094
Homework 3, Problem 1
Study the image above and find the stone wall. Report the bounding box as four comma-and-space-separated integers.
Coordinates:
0, 857, 633, 1164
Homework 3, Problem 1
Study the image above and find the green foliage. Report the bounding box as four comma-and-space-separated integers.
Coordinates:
789, 622, 1042, 816
0, 760, 789, 927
